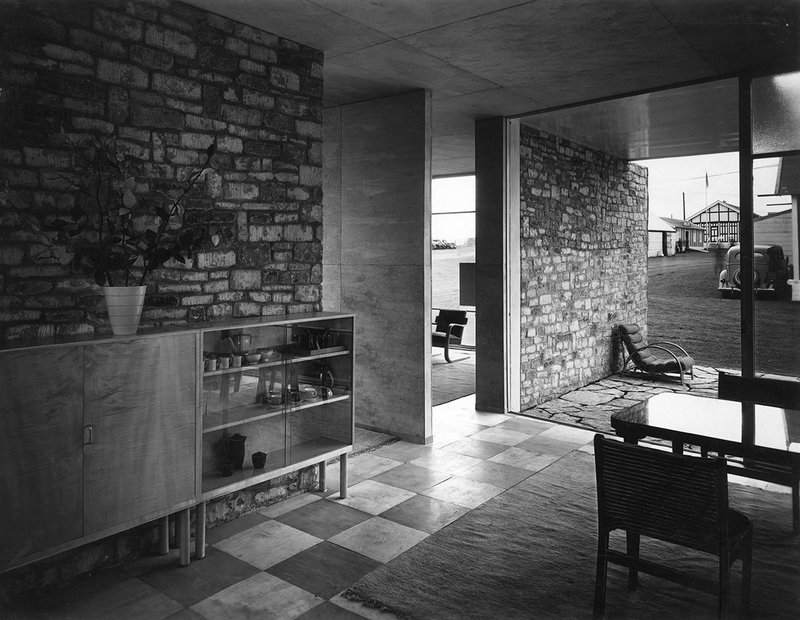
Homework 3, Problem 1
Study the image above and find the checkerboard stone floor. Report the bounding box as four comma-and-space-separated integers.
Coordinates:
9, 367, 760, 619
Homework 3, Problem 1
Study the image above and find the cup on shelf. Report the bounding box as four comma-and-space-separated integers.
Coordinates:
219, 462, 234, 476
204, 357, 218, 372
252, 452, 267, 469
218, 356, 231, 370
231, 355, 242, 368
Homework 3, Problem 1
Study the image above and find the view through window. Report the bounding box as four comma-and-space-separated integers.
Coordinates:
432, 175, 476, 347
638, 150, 797, 379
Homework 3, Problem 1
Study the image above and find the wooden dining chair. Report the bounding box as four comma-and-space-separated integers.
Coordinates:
717, 371, 800, 533
593, 434, 753, 619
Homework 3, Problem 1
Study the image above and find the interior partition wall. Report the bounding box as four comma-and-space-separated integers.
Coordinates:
323, 90, 433, 443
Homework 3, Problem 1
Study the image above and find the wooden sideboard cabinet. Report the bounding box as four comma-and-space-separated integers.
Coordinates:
0, 312, 354, 574
0, 334, 196, 572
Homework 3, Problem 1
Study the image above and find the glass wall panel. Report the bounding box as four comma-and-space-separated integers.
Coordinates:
752, 70, 800, 155
750, 71, 800, 380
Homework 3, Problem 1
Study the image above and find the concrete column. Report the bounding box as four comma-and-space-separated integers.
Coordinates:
323, 90, 432, 443
474, 118, 520, 413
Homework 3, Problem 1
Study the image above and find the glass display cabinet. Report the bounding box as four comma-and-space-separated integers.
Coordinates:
195, 313, 354, 554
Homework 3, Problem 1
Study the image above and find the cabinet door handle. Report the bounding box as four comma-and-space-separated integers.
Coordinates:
84, 424, 94, 445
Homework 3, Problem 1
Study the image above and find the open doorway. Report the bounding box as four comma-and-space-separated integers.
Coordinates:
431, 175, 476, 405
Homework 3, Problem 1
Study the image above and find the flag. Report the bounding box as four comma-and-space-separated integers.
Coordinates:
705, 171, 709, 188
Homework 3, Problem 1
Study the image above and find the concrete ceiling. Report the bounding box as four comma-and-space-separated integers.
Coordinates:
183, 0, 800, 175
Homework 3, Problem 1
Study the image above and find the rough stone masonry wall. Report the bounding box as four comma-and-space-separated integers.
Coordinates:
519, 126, 647, 409
0, 0, 323, 341
0, 0, 323, 596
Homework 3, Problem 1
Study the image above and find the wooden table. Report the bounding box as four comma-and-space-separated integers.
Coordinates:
611, 392, 800, 533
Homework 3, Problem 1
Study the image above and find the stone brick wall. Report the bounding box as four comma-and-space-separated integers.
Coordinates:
0, 0, 323, 341
519, 126, 647, 408
0, 0, 323, 596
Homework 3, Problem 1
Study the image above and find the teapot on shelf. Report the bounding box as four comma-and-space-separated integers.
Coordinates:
222, 333, 252, 354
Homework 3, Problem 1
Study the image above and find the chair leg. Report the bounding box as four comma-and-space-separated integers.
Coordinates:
718, 558, 730, 619
626, 531, 639, 590
593, 532, 609, 618
444, 339, 452, 362
741, 536, 753, 613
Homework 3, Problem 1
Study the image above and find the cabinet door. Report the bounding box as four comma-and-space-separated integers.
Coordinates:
83, 334, 196, 533
0, 348, 83, 570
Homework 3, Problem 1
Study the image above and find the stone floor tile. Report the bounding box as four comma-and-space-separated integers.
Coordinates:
213, 520, 321, 570
259, 492, 321, 518
488, 447, 564, 472
275, 498, 372, 539
32, 574, 183, 620
347, 453, 403, 479
410, 449, 485, 474
335, 480, 416, 515
538, 424, 596, 445
458, 457, 535, 489
329, 517, 428, 563
140, 547, 260, 608
469, 426, 532, 446
328, 593, 405, 619
297, 600, 368, 619
267, 541, 382, 600
420, 475, 504, 509
190, 572, 322, 620
380, 494, 470, 533
370, 463, 452, 493
370, 440, 434, 463
440, 437, 509, 459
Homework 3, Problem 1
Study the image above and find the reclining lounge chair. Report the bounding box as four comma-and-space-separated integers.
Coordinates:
618, 323, 694, 388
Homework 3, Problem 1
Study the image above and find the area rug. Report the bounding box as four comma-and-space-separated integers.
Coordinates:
431, 351, 475, 406
345, 450, 800, 619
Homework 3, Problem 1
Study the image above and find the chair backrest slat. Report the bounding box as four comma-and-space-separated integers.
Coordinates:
718, 371, 800, 409
595, 436, 727, 554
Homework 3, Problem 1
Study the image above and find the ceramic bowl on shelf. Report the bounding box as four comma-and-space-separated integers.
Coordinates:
244, 353, 262, 364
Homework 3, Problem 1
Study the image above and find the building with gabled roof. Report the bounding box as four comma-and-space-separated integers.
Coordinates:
687, 200, 740, 247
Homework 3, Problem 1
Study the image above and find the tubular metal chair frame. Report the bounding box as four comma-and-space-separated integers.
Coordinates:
593, 434, 753, 619
432, 309, 468, 363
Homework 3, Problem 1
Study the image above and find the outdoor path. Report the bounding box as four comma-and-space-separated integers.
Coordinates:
520, 365, 722, 433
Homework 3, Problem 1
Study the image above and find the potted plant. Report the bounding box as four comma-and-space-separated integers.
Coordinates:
2, 131, 217, 335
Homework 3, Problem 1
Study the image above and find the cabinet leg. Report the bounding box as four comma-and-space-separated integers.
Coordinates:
340, 455, 348, 499
318, 461, 327, 493
196, 502, 206, 560
158, 516, 170, 555
179, 508, 191, 567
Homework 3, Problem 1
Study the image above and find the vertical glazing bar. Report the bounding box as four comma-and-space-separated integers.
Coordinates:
738, 76, 755, 378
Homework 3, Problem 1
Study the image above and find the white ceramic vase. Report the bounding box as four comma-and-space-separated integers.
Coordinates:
103, 285, 147, 336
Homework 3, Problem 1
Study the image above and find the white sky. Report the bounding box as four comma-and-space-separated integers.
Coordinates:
432, 153, 790, 242
635, 153, 788, 220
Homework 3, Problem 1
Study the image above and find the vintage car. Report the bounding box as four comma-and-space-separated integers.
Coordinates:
718, 244, 790, 298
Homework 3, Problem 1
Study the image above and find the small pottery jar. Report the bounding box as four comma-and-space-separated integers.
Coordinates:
252, 451, 267, 469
